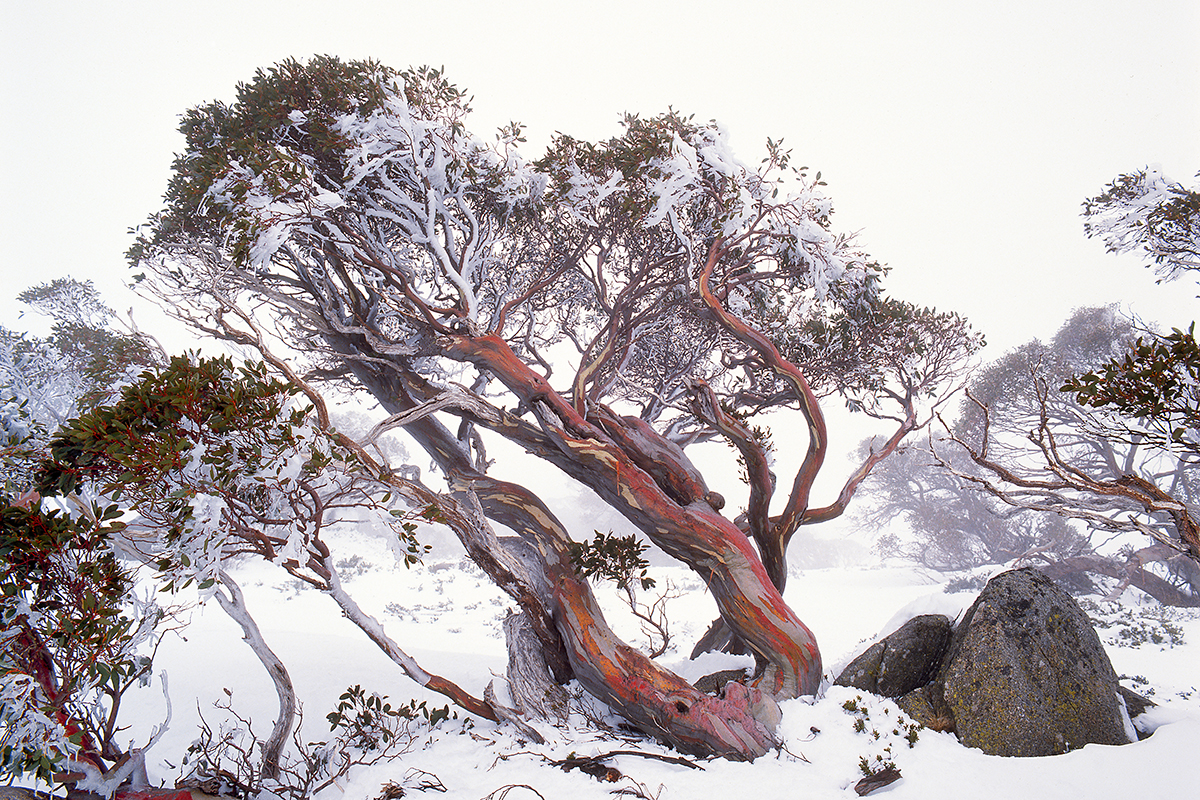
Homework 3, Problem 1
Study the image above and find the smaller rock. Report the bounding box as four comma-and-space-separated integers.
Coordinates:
1117, 685, 1155, 719
835, 614, 953, 698
835, 641, 884, 692
693, 668, 749, 696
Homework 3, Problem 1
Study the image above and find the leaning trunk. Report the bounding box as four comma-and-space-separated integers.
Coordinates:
345, 351, 819, 759
213, 571, 296, 781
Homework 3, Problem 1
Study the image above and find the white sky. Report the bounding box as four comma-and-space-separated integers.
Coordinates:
3, 0, 1197, 350
2, 0, 1197, 351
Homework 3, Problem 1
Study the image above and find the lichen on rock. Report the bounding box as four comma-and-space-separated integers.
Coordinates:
940, 567, 1132, 756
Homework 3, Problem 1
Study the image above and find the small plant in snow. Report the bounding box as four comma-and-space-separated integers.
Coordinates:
326, 684, 454, 748
841, 694, 921, 784
942, 572, 989, 594
334, 555, 374, 579
1120, 674, 1156, 698
568, 531, 678, 657
1080, 598, 1192, 649
181, 685, 451, 800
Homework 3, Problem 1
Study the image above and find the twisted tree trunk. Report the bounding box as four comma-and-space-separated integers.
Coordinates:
212, 572, 295, 781
337, 337, 819, 759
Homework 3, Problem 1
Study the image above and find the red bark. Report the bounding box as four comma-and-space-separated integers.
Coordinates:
440, 330, 823, 700
466, 473, 784, 758
694, 239, 831, 592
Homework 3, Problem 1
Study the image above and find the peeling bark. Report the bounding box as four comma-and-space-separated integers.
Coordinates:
503, 609, 569, 722
470, 473, 782, 758
440, 334, 823, 697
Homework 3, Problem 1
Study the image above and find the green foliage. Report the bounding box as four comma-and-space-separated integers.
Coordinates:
388, 504, 439, 568
127, 57, 478, 270
33, 354, 331, 594
0, 495, 148, 783
1074, 167, 1200, 454
1063, 324, 1199, 454
325, 685, 452, 751
39, 354, 303, 512
795, 298, 983, 404
540, 110, 708, 222
137, 57, 389, 261
842, 693, 919, 782
18, 279, 156, 399
567, 530, 656, 591
2, 279, 158, 422
36, 353, 435, 596
1083, 167, 1200, 282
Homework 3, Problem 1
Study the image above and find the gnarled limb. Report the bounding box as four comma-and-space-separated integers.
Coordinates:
212, 571, 295, 781
437, 329, 821, 697
696, 238, 830, 545
802, 394, 919, 526
939, 387, 1200, 563
460, 472, 782, 759
330, 354, 791, 755
687, 376, 780, 585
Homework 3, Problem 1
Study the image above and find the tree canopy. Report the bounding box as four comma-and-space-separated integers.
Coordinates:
0, 279, 157, 432
122, 56, 980, 759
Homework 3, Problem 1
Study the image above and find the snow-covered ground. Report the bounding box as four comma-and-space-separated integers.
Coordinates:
118, 527, 1199, 800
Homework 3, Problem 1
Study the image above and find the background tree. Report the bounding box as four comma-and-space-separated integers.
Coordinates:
0, 279, 158, 429
0, 398, 171, 794
126, 57, 980, 759
862, 443, 1091, 575
859, 306, 1199, 604
0, 282, 173, 795
921, 167, 1200, 595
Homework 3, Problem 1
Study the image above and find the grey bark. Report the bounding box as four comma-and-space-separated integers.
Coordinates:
213, 571, 296, 781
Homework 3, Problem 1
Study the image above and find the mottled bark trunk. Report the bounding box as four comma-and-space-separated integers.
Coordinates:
336, 340, 818, 758
463, 472, 782, 759
503, 609, 569, 722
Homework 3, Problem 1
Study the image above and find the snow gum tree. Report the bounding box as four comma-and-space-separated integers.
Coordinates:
0, 278, 159, 433
127, 57, 980, 759
929, 168, 1200, 577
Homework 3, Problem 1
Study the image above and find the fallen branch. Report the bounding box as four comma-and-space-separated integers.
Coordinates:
551, 748, 705, 783
854, 764, 902, 796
